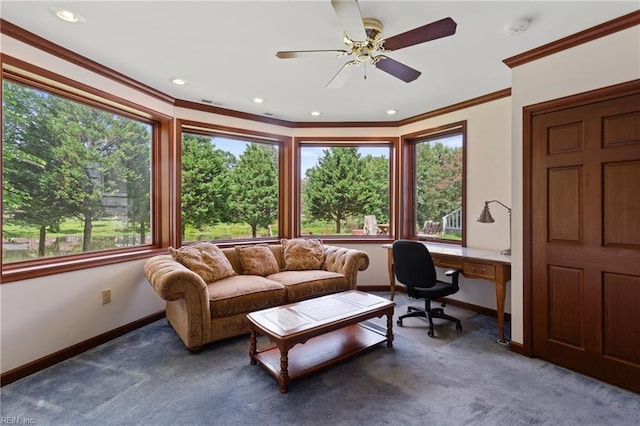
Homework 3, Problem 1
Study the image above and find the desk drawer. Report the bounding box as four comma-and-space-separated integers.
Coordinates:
432, 255, 463, 269
463, 261, 496, 279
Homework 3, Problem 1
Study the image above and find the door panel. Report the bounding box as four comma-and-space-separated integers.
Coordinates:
531, 93, 640, 393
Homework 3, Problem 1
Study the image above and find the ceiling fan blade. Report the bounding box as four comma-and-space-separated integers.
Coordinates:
331, 0, 367, 41
326, 60, 358, 89
382, 17, 457, 51
374, 56, 421, 83
276, 50, 348, 59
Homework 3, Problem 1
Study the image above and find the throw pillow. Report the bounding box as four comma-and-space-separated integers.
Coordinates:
169, 242, 236, 283
234, 244, 280, 276
281, 238, 325, 271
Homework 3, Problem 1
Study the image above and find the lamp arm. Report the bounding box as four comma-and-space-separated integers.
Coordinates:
486, 200, 511, 213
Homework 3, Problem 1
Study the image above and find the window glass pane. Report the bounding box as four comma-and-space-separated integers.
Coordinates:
2, 80, 153, 263
300, 146, 389, 236
415, 133, 463, 241
181, 133, 279, 242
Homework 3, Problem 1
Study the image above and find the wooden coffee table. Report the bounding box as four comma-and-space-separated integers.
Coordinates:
247, 290, 395, 393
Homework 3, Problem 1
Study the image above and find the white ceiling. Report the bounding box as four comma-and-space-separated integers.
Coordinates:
1, 1, 638, 123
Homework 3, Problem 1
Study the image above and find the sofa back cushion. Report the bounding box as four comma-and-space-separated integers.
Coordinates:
169, 242, 237, 283
281, 238, 325, 271
234, 244, 280, 276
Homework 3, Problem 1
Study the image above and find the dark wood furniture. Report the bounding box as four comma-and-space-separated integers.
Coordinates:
247, 290, 395, 393
384, 242, 511, 344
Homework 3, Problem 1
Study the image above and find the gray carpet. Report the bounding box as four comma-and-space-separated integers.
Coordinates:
2, 293, 639, 425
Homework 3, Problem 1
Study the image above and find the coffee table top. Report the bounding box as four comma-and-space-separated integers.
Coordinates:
247, 290, 393, 338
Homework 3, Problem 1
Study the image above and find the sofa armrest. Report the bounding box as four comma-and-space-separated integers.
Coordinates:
143, 255, 212, 339
322, 245, 370, 288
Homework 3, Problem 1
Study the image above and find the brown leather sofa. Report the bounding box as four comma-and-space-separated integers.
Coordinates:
144, 241, 370, 352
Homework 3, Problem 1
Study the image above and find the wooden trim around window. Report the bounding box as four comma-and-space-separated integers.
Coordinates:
0, 57, 172, 283
399, 121, 467, 245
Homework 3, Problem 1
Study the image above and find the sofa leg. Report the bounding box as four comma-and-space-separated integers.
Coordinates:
187, 345, 204, 354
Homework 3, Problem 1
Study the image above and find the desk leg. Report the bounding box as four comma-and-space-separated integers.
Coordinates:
387, 250, 395, 300
495, 265, 509, 346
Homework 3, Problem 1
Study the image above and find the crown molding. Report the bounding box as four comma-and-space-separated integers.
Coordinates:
0, 19, 175, 104
504, 10, 640, 69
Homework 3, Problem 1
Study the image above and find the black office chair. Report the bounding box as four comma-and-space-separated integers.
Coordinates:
392, 240, 462, 337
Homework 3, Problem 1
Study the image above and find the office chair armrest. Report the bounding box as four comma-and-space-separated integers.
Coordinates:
444, 269, 461, 285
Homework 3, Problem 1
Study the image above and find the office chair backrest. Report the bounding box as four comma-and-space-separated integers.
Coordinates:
392, 240, 438, 291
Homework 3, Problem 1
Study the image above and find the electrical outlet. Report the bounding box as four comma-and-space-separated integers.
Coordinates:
102, 288, 111, 305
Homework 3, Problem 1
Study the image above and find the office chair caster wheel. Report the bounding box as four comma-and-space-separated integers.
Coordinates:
456, 323, 463, 331
427, 330, 434, 337
397, 319, 403, 327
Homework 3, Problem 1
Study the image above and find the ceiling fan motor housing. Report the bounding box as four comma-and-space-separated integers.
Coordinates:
349, 18, 384, 62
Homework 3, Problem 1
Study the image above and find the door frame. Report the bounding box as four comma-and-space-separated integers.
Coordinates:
521, 79, 640, 357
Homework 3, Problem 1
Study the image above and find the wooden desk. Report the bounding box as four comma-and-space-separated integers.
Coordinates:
383, 242, 511, 345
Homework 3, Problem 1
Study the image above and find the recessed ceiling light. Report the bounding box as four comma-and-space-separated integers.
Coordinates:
386, 109, 398, 115
49, 6, 85, 23
310, 111, 321, 116
504, 20, 530, 35
252, 97, 265, 104
170, 77, 189, 86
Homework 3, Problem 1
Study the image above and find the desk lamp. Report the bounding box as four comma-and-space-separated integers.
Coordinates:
476, 200, 511, 255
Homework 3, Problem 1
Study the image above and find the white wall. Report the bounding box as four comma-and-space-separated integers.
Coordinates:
509, 26, 640, 344
0, 261, 165, 372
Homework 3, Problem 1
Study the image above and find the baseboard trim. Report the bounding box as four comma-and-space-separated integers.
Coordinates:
357, 285, 512, 322
1, 311, 166, 387
508, 341, 527, 356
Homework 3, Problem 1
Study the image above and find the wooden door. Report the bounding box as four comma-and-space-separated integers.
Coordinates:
531, 92, 640, 393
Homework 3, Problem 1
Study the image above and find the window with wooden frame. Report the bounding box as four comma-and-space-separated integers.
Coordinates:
294, 137, 395, 239
178, 121, 288, 244
1, 62, 169, 282
400, 121, 466, 245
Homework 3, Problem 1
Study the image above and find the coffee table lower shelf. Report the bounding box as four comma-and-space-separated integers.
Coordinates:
252, 323, 387, 390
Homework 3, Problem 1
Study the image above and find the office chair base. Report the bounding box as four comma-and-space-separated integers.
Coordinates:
397, 305, 462, 337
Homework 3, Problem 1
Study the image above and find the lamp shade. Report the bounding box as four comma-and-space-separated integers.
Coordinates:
476, 202, 495, 223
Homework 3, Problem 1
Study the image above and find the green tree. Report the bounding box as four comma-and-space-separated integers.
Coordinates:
111, 119, 152, 245
415, 141, 462, 228
229, 143, 278, 238
2, 82, 69, 255
304, 147, 379, 233
45, 99, 109, 251
181, 134, 233, 239
362, 154, 389, 223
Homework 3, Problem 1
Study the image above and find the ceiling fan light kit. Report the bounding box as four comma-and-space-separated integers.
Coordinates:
275, 0, 456, 88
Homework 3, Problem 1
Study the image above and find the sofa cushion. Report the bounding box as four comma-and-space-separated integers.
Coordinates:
208, 275, 286, 317
281, 238, 325, 271
268, 270, 348, 302
169, 242, 236, 283
234, 244, 280, 276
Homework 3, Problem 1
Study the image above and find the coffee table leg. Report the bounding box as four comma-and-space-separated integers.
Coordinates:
279, 349, 289, 394
249, 329, 257, 365
386, 309, 394, 348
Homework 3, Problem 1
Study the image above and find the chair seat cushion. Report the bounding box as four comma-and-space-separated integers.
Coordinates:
268, 270, 348, 302
208, 275, 286, 317
413, 280, 457, 299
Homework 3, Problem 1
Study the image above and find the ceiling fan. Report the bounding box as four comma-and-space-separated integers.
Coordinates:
276, 0, 457, 88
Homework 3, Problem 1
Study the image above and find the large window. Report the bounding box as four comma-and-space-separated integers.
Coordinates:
297, 139, 392, 238
2, 77, 157, 270
180, 124, 284, 243
402, 122, 466, 244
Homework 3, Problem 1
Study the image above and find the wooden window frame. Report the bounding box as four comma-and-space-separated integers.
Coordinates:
177, 119, 291, 247
293, 136, 398, 243
398, 121, 467, 246
1, 57, 172, 283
